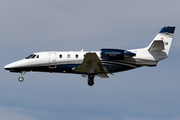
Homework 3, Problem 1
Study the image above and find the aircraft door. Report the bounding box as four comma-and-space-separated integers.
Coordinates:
49, 52, 56, 68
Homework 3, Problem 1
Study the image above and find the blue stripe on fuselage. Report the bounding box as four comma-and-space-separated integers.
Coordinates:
9, 63, 137, 74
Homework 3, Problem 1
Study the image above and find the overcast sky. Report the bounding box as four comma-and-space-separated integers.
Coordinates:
0, 0, 180, 120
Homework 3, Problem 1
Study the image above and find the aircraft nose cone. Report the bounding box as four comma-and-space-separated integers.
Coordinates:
4, 64, 11, 70
4, 63, 16, 70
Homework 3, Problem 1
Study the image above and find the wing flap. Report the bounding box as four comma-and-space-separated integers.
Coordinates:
98, 74, 109, 78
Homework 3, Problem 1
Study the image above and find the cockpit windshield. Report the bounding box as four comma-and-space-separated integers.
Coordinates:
25, 54, 39, 59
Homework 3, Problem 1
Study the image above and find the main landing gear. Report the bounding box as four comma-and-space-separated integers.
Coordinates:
88, 74, 94, 86
18, 71, 26, 82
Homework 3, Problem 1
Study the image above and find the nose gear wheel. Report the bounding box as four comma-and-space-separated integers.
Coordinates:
18, 76, 24, 82
18, 71, 26, 82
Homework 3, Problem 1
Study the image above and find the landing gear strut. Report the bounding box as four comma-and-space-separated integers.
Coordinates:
88, 74, 94, 86
18, 71, 26, 82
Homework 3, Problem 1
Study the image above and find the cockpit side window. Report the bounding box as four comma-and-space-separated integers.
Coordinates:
25, 54, 39, 59
31, 54, 36, 59
25, 54, 34, 59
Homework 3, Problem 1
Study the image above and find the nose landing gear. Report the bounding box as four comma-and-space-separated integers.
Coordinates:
18, 76, 24, 82
18, 71, 26, 82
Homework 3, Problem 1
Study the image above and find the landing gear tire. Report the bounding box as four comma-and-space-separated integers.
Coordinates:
87, 74, 95, 86
18, 71, 26, 82
18, 76, 24, 82
88, 79, 94, 86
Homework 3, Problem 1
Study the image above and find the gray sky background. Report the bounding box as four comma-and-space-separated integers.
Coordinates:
0, 0, 180, 120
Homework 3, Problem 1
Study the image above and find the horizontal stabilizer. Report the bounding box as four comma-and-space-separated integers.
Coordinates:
148, 40, 164, 51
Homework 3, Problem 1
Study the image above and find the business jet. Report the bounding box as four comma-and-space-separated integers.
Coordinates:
4, 26, 175, 86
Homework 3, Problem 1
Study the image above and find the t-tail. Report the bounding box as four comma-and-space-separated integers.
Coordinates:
130, 26, 176, 67
146, 26, 175, 61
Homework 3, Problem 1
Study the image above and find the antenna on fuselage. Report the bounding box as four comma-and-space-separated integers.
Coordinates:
80, 49, 84, 52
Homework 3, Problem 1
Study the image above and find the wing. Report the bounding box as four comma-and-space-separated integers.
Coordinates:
72, 53, 109, 74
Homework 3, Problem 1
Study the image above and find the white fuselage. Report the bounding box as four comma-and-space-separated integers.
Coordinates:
4, 49, 162, 73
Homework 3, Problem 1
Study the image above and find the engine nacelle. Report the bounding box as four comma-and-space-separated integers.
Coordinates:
101, 49, 136, 60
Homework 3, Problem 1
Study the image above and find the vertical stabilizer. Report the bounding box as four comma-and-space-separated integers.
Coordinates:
148, 26, 175, 56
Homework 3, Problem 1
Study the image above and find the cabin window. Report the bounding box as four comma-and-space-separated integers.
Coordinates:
59, 54, 62, 58
67, 54, 70, 58
75, 54, 78, 58
84, 54, 86, 57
